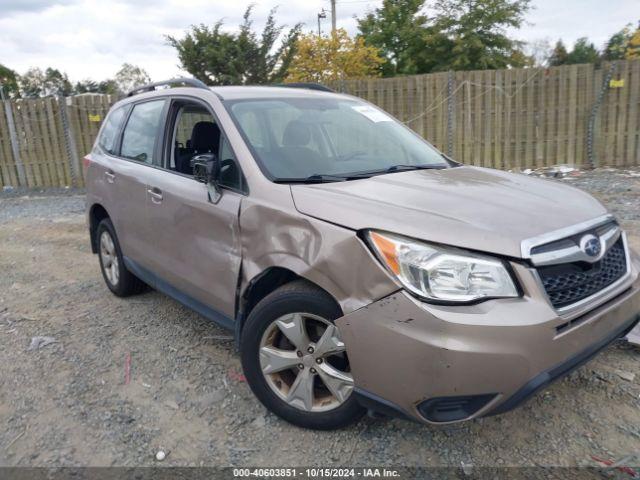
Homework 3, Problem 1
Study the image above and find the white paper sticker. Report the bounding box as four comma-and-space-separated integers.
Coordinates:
352, 105, 393, 123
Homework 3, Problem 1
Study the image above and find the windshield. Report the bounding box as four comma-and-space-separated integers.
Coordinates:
225, 97, 449, 181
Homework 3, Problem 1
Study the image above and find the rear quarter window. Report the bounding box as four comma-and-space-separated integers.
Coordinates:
97, 106, 126, 155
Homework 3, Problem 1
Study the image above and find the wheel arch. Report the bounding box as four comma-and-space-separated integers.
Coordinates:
235, 267, 342, 343
89, 203, 111, 254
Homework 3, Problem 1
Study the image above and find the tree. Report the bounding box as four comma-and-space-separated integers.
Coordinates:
430, 0, 532, 71
548, 40, 569, 66
566, 37, 599, 64
0, 64, 20, 98
20, 67, 72, 98
20, 68, 46, 97
167, 6, 301, 85
74, 79, 119, 95
626, 24, 640, 59
357, 0, 532, 74
115, 63, 150, 93
602, 25, 633, 60
356, 0, 435, 76
523, 38, 552, 67
285, 29, 384, 83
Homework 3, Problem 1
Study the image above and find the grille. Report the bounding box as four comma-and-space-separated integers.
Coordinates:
537, 238, 627, 309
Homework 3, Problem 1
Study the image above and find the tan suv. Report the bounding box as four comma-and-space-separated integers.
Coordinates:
85, 78, 640, 429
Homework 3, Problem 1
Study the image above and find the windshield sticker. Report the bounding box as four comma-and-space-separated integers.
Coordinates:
352, 105, 393, 123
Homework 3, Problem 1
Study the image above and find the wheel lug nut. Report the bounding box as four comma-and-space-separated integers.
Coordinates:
298, 364, 304, 370
316, 358, 323, 364
307, 347, 314, 353
310, 368, 316, 374
296, 351, 303, 358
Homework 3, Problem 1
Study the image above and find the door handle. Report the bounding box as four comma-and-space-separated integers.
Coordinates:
104, 171, 115, 183
147, 187, 163, 204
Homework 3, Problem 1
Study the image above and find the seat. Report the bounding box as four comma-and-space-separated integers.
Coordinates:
176, 121, 221, 175
276, 121, 326, 177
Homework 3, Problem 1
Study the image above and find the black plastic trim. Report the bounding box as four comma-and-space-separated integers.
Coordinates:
123, 257, 235, 331
489, 314, 639, 416
418, 394, 497, 423
276, 82, 334, 92
127, 77, 209, 97
354, 387, 415, 422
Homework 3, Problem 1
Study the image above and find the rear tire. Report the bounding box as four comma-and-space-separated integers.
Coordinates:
241, 280, 365, 430
96, 218, 145, 297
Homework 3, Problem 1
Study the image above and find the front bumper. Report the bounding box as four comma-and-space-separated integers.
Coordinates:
336, 257, 640, 424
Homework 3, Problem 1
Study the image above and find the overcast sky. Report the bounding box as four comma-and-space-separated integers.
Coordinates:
0, 0, 638, 82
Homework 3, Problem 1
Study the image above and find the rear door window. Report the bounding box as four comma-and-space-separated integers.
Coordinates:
121, 100, 166, 165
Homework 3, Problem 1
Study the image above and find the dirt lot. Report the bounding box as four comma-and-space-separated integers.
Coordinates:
0, 167, 639, 469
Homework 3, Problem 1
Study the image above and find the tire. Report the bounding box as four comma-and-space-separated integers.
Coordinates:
241, 280, 365, 430
96, 218, 145, 297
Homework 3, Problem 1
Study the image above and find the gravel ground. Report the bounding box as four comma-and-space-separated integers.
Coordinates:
0, 167, 639, 469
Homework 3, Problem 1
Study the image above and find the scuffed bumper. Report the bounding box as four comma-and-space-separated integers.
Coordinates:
337, 261, 640, 425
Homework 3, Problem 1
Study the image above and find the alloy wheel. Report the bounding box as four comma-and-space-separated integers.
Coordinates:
259, 312, 354, 412
100, 230, 120, 286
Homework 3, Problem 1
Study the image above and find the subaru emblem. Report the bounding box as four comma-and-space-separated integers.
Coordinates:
580, 234, 601, 258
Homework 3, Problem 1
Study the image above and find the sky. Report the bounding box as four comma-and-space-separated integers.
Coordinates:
0, 0, 638, 83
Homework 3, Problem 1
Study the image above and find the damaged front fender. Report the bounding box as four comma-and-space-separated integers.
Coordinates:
238, 195, 399, 317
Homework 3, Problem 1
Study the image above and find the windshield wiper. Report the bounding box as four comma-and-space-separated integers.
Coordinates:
348, 163, 448, 179
273, 164, 447, 184
386, 164, 447, 172
273, 174, 349, 184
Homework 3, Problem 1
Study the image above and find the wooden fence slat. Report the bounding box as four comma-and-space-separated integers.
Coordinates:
615, 61, 630, 166
626, 60, 640, 167
0, 101, 19, 187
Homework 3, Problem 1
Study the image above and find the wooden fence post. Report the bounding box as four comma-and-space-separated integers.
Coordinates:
58, 96, 81, 187
446, 70, 455, 157
0, 86, 27, 187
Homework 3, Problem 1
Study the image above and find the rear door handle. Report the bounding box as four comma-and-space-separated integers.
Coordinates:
147, 187, 163, 204
104, 171, 115, 183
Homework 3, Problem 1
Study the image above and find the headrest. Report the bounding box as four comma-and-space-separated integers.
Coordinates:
191, 121, 220, 152
282, 121, 311, 146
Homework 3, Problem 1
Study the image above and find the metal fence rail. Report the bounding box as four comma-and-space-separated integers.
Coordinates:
0, 60, 639, 189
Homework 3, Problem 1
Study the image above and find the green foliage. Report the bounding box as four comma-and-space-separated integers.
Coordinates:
625, 23, 640, 59
566, 38, 599, 64
167, 6, 301, 85
356, 0, 434, 76
285, 29, 384, 83
20, 67, 73, 98
115, 63, 150, 93
603, 25, 633, 61
357, 0, 532, 75
549, 38, 599, 66
431, 0, 532, 71
0, 64, 20, 98
75, 79, 119, 95
548, 40, 569, 66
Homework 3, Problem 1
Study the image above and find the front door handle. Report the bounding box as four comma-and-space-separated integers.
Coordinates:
147, 187, 163, 204
104, 171, 115, 183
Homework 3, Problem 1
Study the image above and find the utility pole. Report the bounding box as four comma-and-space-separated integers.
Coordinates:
331, 0, 336, 33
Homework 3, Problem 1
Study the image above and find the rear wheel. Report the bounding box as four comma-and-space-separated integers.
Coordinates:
241, 281, 364, 430
97, 218, 145, 297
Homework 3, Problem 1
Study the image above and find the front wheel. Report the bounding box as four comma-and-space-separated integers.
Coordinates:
240, 281, 365, 430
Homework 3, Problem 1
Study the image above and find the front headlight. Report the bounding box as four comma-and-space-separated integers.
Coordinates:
366, 230, 519, 303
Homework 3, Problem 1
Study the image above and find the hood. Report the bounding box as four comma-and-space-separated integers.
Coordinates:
290, 166, 607, 259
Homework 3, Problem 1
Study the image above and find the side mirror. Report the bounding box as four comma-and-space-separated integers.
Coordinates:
193, 153, 220, 184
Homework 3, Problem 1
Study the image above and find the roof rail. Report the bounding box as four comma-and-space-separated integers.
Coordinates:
127, 77, 209, 97
277, 82, 334, 93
